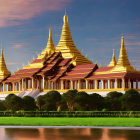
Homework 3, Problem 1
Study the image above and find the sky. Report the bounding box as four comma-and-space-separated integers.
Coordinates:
0, 0, 140, 73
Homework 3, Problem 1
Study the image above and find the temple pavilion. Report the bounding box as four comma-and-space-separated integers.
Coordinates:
0, 11, 140, 99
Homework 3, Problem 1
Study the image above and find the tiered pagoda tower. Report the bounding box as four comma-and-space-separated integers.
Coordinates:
0, 11, 139, 99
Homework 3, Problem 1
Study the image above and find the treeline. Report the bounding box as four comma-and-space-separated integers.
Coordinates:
0, 89, 140, 111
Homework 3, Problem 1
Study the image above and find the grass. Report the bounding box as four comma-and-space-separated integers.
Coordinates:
0, 117, 140, 127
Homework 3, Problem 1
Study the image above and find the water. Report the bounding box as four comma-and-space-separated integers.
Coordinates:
0, 127, 140, 140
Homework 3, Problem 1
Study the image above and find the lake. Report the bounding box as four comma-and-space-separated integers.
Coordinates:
0, 127, 140, 140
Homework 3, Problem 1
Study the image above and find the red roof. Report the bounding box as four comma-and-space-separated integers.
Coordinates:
59, 58, 72, 66
61, 64, 97, 80
87, 72, 126, 79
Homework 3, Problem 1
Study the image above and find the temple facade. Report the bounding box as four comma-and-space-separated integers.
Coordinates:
0, 11, 140, 99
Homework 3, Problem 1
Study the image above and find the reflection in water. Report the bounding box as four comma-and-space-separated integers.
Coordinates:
0, 127, 139, 140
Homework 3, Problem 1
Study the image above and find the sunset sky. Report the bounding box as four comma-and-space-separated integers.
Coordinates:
0, 0, 140, 73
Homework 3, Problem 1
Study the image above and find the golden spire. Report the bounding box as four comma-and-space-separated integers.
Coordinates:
117, 36, 131, 66
112, 36, 135, 72
38, 26, 55, 59
108, 49, 116, 66
0, 48, 11, 78
55, 10, 92, 65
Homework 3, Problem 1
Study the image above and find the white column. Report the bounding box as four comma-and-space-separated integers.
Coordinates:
122, 79, 125, 89
22, 79, 24, 90
115, 79, 118, 88
61, 80, 64, 89
3, 83, 5, 92
13, 83, 15, 91
70, 80, 73, 89
95, 80, 98, 89
108, 80, 110, 89
101, 80, 104, 89
86, 80, 89, 89
42, 77, 45, 89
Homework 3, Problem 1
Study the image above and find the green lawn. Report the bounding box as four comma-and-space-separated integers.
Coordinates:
0, 117, 139, 127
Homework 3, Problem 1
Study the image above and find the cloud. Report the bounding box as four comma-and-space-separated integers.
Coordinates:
0, 0, 71, 27
7, 62, 18, 65
11, 43, 28, 49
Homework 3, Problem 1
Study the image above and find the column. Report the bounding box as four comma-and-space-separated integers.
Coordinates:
95, 80, 98, 89
101, 80, 104, 89
108, 79, 110, 89
128, 78, 131, 89
86, 80, 89, 89
42, 77, 45, 89
3, 83, 5, 92
78, 80, 80, 89
22, 79, 24, 90
115, 79, 118, 88
136, 80, 138, 89
122, 79, 125, 89
13, 83, 15, 91
61, 80, 64, 89
70, 80, 73, 89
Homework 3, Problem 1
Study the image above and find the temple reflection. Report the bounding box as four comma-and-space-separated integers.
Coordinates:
2, 128, 139, 140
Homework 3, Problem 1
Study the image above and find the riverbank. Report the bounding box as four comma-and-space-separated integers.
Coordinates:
0, 117, 140, 127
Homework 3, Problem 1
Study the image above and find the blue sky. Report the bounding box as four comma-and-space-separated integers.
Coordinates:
0, 0, 140, 73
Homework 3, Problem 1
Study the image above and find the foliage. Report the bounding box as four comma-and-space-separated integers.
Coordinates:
36, 95, 45, 110
75, 91, 89, 111
105, 91, 123, 111
121, 89, 140, 111
5, 94, 23, 111
23, 96, 37, 111
63, 90, 78, 111
89, 93, 104, 111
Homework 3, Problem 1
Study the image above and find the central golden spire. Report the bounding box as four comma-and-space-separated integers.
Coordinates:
0, 48, 11, 79
112, 36, 135, 72
108, 49, 116, 66
55, 10, 92, 65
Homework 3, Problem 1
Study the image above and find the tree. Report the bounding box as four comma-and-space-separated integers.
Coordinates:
75, 91, 89, 111
121, 89, 140, 111
89, 93, 104, 111
36, 95, 45, 110
23, 96, 37, 111
5, 94, 23, 111
63, 90, 78, 111
105, 91, 123, 111
42, 90, 61, 111
0, 100, 6, 111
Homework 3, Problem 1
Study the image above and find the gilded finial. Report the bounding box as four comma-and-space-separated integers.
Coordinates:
95, 61, 97, 64
33, 56, 35, 60
65, 8, 67, 15
108, 48, 116, 67
22, 64, 24, 67
17, 66, 19, 71
100, 64, 101, 67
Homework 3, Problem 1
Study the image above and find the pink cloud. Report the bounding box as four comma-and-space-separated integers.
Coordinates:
0, 0, 71, 27
7, 62, 18, 65
12, 43, 27, 49
126, 41, 140, 46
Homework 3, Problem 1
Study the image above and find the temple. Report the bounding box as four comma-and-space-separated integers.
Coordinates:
0, 11, 140, 99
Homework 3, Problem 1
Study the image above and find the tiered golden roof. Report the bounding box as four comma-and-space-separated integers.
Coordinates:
112, 36, 135, 72
55, 10, 92, 65
108, 49, 116, 66
0, 48, 11, 79
38, 27, 55, 59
